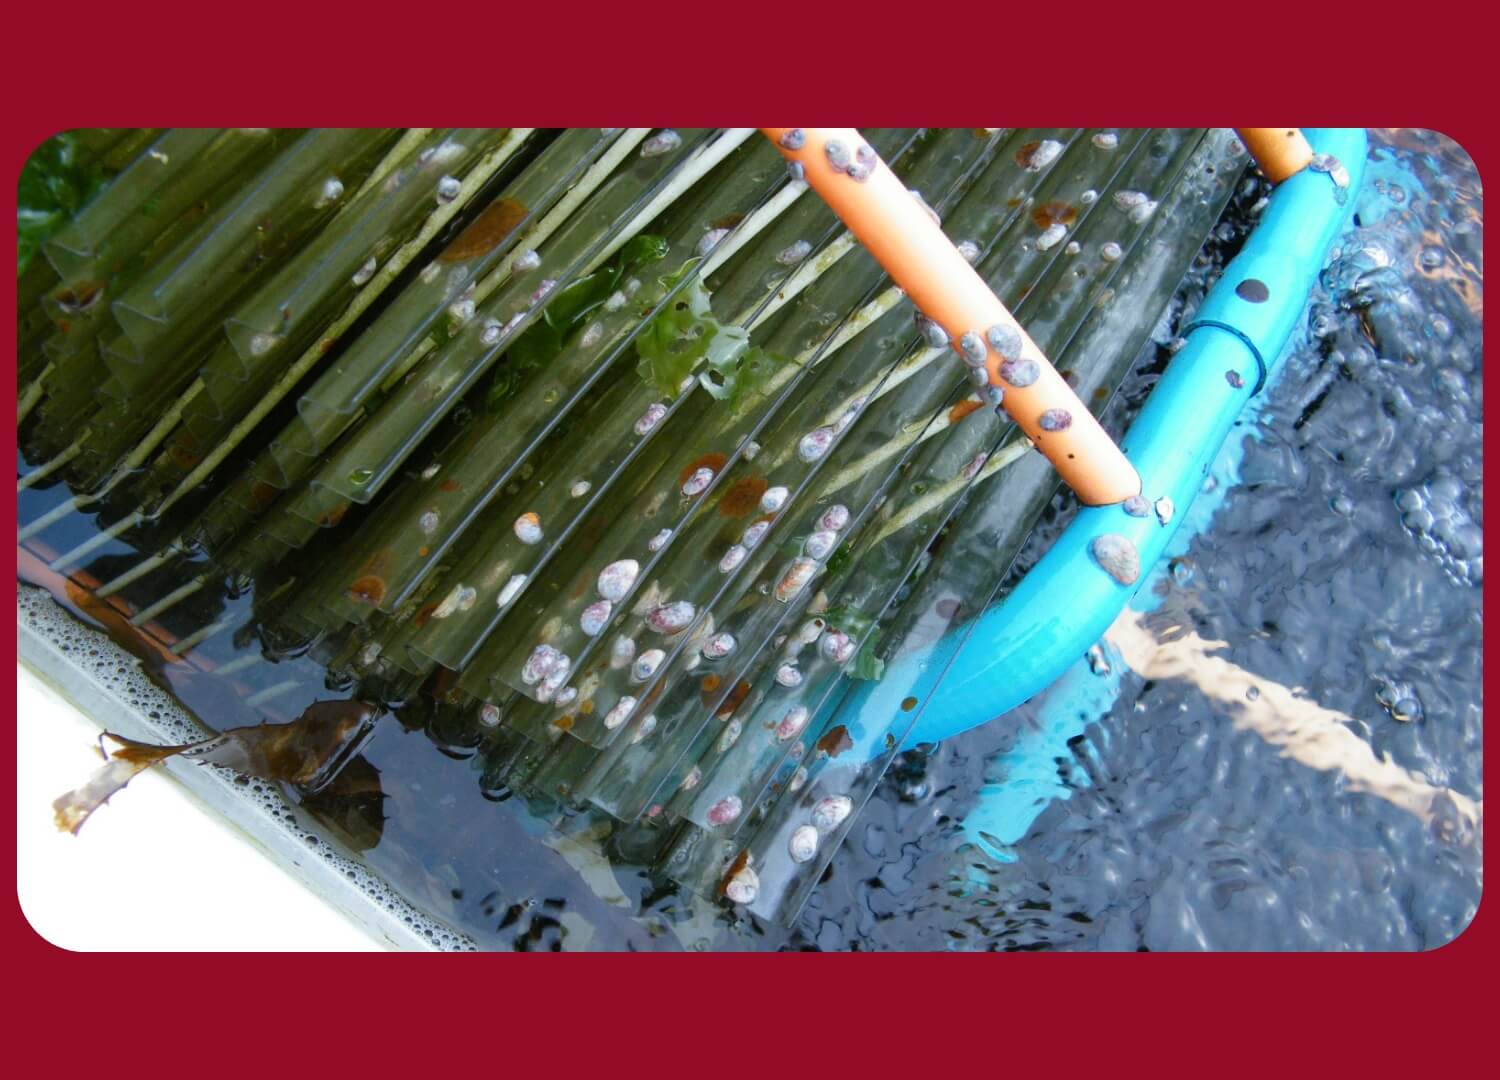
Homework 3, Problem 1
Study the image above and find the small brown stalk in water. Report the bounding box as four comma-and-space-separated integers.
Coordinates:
52, 700, 380, 835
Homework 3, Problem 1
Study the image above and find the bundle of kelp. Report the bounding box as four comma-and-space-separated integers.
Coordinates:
18, 128, 1244, 922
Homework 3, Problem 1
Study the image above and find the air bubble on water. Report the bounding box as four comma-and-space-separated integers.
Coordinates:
1391, 697, 1422, 723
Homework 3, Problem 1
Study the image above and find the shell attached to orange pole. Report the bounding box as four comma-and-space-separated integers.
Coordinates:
1234, 128, 1314, 183
761, 128, 1140, 507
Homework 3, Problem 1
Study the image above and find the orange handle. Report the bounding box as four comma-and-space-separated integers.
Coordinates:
762, 127, 1140, 507
1235, 128, 1313, 183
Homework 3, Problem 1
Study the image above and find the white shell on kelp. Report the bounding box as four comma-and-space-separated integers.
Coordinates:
820, 629, 855, 663
723, 864, 759, 904
798, 427, 835, 462
602, 695, 638, 730
681, 466, 715, 497
632, 648, 666, 681
596, 559, 639, 601
579, 600, 613, 637
634, 403, 667, 436
1091, 533, 1141, 585
513, 512, 543, 544
775, 558, 818, 603
804, 529, 839, 560
646, 600, 696, 634
608, 635, 637, 670
999, 357, 1040, 387
789, 825, 819, 863
819, 504, 850, 532
742, 520, 770, 549
702, 632, 736, 660
811, 795, 853, 831
497, 573, 527, 608
774, 663, 803, 688
521, 644, 565, 686
775, 705, 810, 741
707, 794, 743, 826
630, 713, 657, 744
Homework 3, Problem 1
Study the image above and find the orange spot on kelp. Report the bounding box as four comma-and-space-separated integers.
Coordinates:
438, 197, 528, 263
718, 475, 769, 517
579, 699, 595, 716
816, 725, 854, 757
554, 714, 574, 732
54, 281, 104, 313
900, 696, 918, 711
718, 849, 751, 897
678, 452, 728, 490
710, 212, 745, 231
247, 480, 282, 513
413, 602, 439, 628
438, 478, 461, 492
347, 575, 386, 606
1015, 141, 1045, 167
1030, 201, 1077, 229
948, 398, 984, 425
168, 441, 201, 471
426, 665, 460, 700
639, 678, 666, 713
715, 680, 752, 719
317, 501, 351, 528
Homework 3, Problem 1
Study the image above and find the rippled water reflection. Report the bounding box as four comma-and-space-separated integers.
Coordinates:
789, 129, 1482, 951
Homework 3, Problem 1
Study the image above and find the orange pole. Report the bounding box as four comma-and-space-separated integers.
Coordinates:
762, 128, 1139, 507
1235, 128, 1314, 183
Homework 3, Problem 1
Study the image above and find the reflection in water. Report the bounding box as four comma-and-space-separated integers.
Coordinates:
1105, 607, 1480, 839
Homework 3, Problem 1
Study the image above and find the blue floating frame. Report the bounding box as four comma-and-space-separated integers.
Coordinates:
855, 128, 1368, 753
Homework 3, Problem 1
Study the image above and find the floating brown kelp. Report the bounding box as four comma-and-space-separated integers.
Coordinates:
52, 700, 380, 834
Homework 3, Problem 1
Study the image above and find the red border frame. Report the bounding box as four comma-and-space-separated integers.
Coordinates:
5, 3, 1492, 1069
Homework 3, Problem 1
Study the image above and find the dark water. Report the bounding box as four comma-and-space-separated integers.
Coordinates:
786, 129, 1483, 951
22, 130, 1482, 950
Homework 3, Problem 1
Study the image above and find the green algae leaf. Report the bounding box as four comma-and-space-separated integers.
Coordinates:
489, 233, 671, 412
849, 630, 886, 681
699, 343, 791, 413
633, 257, 752, 398
17, 132, 112, 274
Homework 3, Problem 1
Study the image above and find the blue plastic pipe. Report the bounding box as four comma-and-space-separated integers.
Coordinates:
867, 128, 1367, 753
